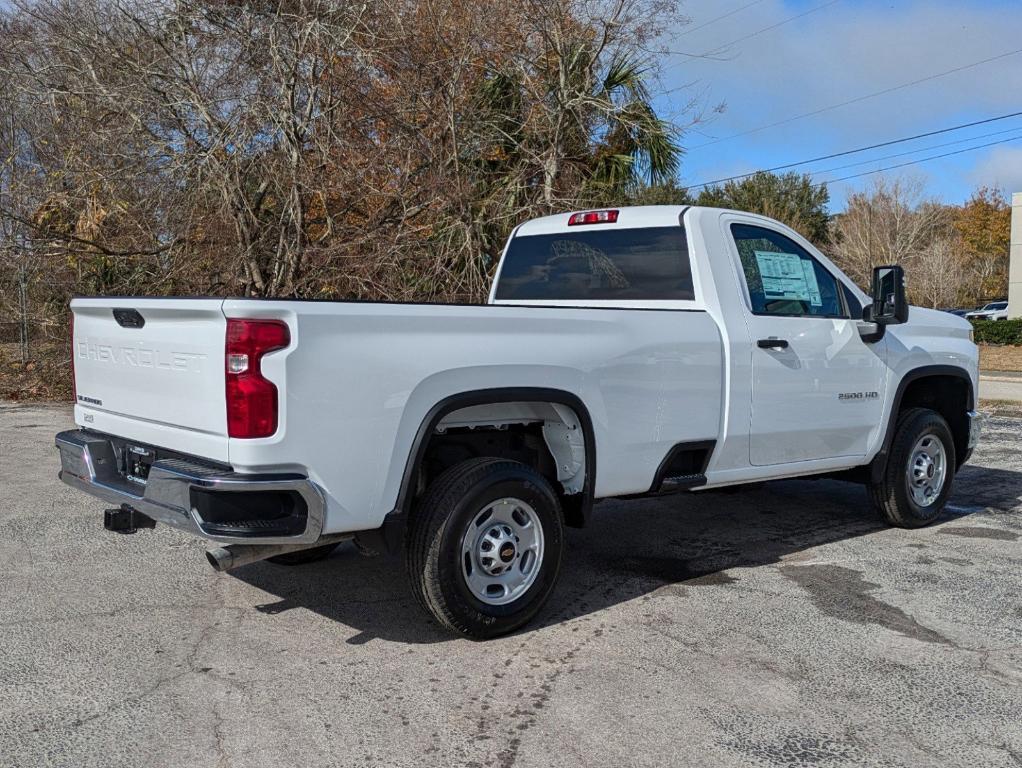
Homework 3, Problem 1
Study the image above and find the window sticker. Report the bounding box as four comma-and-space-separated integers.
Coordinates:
754, 250, 821, 306
799, 259, 823, 306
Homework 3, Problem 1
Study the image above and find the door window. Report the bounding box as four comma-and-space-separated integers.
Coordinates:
841, 282, 863, 319
730, 223, 845, 318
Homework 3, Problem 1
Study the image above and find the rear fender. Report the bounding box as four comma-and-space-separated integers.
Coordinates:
375, 386, 597, 551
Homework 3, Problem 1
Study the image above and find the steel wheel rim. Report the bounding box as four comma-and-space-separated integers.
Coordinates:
906, 433, 947, 508
460, 497, 545, 606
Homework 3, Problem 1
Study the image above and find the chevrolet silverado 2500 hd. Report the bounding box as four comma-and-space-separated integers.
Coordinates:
57, 206, 984, 638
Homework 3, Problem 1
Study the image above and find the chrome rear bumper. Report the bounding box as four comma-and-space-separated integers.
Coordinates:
55, 429, 326, 544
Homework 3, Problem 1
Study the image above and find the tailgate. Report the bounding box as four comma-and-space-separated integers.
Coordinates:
72, 298, 229, 460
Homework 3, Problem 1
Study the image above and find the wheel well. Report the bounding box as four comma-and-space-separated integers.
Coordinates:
416, 401, 589, 528
897, 374, 971, 467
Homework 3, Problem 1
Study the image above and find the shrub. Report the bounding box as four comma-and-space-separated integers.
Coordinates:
971, 317, 1022, 345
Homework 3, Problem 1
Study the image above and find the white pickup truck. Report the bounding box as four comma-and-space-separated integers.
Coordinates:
57, 205, 984, 638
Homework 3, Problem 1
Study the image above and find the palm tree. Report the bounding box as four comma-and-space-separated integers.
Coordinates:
448, 33, 682, 295
472, 38, 682, 210
587, 53, 681, 193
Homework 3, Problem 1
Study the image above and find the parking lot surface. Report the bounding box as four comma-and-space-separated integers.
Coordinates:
1, 403, 1021, 768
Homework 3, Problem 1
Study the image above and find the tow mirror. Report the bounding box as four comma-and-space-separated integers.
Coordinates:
864, 265, 908, 325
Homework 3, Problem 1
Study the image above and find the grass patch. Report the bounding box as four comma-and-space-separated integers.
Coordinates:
979, 344, 1022, 372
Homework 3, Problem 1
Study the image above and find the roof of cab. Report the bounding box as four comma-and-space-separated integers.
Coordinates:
514, 205, 738, 237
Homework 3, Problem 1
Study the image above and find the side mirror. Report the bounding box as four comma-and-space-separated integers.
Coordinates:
864, 265, 908, 325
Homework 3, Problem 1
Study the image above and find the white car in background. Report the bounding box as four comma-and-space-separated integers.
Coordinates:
966, 301, 1009, 321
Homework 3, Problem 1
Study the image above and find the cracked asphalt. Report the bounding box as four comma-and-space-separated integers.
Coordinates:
2, 403, 1021, 768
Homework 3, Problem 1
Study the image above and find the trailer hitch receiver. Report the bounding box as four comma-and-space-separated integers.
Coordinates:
104, 505, 156, 534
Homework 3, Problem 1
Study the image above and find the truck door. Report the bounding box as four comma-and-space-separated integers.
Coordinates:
726, 220, 886, 466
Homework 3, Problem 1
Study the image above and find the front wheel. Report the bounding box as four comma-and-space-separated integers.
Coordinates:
406, 457, 564, 639
869, 407, 956, 528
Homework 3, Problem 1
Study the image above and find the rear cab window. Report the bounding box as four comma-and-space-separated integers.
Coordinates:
494, 226, 694, 302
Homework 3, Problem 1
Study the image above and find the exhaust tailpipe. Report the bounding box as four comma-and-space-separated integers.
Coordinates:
205, 534, 352, 572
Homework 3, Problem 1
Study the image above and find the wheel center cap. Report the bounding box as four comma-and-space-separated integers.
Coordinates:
499, 543, 516, 563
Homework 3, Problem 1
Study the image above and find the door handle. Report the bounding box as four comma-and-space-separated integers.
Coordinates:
757, 338, 789, 350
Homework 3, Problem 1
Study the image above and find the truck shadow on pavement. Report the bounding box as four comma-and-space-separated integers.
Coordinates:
229, 462, 1021, 645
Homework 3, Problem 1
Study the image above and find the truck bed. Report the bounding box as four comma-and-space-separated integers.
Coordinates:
71, 297, 724, 533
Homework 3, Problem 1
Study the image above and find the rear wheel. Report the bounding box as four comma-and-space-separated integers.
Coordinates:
869, 407, 956, 528
406, 457, 564, 639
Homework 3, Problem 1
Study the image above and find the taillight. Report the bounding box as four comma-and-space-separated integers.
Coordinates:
568, 209, 619, 226
225, 318, 290, 438
70, 312, 76, 404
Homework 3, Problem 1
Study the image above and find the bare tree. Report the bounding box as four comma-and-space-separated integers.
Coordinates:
830, 176, 950, 290
909, 234, 961, 309
828, 175, 978, 309
0, 0, 689, 396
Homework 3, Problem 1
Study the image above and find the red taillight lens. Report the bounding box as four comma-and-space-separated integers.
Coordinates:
225, 319, 290, 439
568, 209, 619, 226
70, 312, 76, 404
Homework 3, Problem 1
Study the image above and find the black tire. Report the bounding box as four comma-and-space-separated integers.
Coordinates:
406, 457, 564, 639
267, 542, 341, 565
869, 407, 956, 528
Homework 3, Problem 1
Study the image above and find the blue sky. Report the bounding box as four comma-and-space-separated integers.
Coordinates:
655, 0, 1022, 209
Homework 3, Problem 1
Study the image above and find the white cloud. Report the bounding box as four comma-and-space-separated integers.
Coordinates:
668, 0, 1022, 141
660, 0, 1022, 202
970, 146, 1022, 194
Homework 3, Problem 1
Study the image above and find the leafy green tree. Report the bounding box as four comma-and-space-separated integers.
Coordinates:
952, 187, 1010, 301
695, 172, 832, 246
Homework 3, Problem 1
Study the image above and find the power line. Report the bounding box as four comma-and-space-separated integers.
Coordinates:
672, 0, 840, 60
691, 47, 1022, 148
809, 125, 1022, 176
818, 134, 1022, 185
677, 0, 768, 38
684, 110, 1022, 189
700, 0, 841, 56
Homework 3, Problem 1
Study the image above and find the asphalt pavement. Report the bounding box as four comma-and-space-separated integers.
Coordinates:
1, 403, 1021, 768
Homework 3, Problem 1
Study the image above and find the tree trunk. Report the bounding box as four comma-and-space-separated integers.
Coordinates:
18, 262, 29, 364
